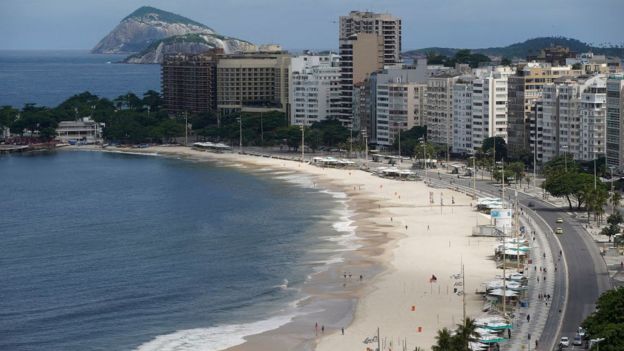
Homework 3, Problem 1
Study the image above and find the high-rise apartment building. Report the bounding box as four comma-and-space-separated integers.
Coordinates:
532, 75, 607, 163
289, 54, 341, 126
216, 52, 291, 116
470, 67, 514, 151
368, 64, 428, 146
452, 81, 473, 154
507, 62, 576, 156
161, 49, 222, 115
338, 33, 383, 127
338, 11, 401, 128
339, 11, 402, 64
426, 74, 461, 149
606, 74, 624, 171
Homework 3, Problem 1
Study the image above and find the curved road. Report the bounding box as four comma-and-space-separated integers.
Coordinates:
418, 169, 610, 349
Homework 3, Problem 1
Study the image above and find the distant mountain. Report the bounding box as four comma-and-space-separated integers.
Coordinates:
91, 6, 256, 63
404, 37, 624, 59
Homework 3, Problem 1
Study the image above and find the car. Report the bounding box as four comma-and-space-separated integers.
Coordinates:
573, 335, 583, 346
555, 227, 564, 234
560, 336, 570, 347
528, 201, 535, 208
556, 217, 564, 223
577, 327, 586, 338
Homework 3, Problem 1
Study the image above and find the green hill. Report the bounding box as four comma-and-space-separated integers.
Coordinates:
122, 6, 214, 31
404, 37, 624, 59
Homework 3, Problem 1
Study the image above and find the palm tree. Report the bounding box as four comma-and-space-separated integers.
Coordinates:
454, 318, 480, 351
610, 191, 622, 214
432, 327, 454, 351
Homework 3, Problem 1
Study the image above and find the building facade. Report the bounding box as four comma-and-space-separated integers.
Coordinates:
337, 33, 384, 127
532, 75, 607, 164
470, 67, 514, 151
507, 63, 576, 157
426, 74, 460, 149
338, 11, 401, 128
161, 50, 222, 115
339, 11, 402, 65
452, 81, 473, 154
606, 74, 624, 171
56, 117, 105, 144
289, 54, 341, 126
216, 52, 291, 116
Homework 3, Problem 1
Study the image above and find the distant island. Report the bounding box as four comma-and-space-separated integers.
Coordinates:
91, 6, 256, 64
403, 36, 624, 59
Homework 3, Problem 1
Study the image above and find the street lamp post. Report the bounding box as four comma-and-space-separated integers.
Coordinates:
238, 114, 242, 153
184, 111, 188, 146
362, 129, 368, 162
349, 125, 353, 159
301, 124, 305, 162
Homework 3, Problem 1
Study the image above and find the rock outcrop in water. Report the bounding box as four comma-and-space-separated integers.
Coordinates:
91, 6, 256, 63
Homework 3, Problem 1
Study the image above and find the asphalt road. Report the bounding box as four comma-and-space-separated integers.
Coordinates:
417, 169, 610, 350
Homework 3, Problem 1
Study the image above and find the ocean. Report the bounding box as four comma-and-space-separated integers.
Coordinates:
0, 151, 354, 350
0, 50, 160, 108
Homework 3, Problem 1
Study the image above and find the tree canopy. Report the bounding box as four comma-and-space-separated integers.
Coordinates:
582, 287, 624, 351
481, 136, 507, 162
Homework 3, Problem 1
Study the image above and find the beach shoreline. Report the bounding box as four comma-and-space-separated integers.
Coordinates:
65, 145, 499, 351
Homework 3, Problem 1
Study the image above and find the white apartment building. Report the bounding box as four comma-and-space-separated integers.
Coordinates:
289, 54, 341, 126
535, 75, 607, 163
579, 76, 607, 161
470, 67, 514, 151
452, 82, 472, 153
375, 79, 427, 147
426, 74, 461, 148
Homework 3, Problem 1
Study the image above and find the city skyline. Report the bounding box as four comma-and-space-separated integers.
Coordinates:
1, 0, 623, 51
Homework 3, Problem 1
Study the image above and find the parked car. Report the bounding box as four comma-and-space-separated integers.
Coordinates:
573, 335, 583, 346
555, 227, 564, 234
556, 217, 563, 223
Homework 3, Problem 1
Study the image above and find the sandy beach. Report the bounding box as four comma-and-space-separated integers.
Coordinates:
71, 145, 499, 351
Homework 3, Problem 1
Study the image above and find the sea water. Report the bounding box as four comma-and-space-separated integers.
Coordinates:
0, 151, 354, 350
0, 50, 160, 108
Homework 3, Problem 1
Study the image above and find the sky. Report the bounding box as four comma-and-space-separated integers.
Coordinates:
0, 0, 622, 51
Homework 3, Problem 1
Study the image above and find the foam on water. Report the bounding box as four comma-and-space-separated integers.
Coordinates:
134, 313, 297, 351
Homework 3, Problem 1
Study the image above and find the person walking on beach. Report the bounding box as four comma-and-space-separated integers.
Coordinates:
321, 325, 324, 334
315, 322, 318, 336
341, 327, 344, 335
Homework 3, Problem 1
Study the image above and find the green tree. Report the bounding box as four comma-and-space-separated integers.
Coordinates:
601, 223, 620, 242
543, 155, 580, 178
501, 57, 512, 66
493, 167, 515, 183
452, 318, 480, 351
507, 161, 526, 183
426, 52, 448, 65
432, 327, 454, 351
307, 129, 322, 152
0, 106, 19, 129
310, 119, 349, 147
582, 287, 624, 351
39, 127, 57, 141
481, 137, 507, 162
607, 211, 623, 226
